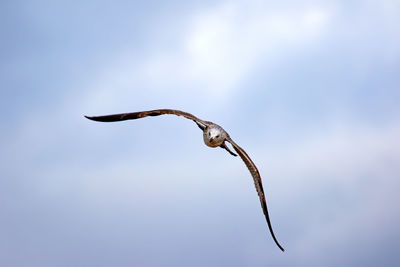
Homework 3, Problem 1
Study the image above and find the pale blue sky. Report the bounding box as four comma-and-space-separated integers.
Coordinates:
1, 1, 400, 266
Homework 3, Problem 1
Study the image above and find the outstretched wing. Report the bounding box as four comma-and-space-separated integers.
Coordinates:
85, 109, 208, 126
227, 138, 285, 252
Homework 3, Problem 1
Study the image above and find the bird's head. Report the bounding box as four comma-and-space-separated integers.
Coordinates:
204, 125, 225, 147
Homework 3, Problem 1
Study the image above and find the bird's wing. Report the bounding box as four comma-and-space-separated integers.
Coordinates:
226, 138, 285, 252
85, 109, 209, 126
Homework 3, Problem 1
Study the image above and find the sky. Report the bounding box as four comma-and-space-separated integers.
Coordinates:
1, 0, 400, 266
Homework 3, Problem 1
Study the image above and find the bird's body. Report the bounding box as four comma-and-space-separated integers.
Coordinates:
203, 124, 227, 147
85, 108, 284, 251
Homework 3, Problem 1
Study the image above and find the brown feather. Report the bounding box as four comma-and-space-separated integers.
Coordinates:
227, 138, 285, 251
85, 109, 208, 125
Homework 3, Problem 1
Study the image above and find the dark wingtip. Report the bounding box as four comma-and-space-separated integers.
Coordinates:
84, 115, 101, 122
269, 226, 285, 252
272, 233, 285, 252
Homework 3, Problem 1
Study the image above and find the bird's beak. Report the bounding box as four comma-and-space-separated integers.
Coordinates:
209, 137, 214, 142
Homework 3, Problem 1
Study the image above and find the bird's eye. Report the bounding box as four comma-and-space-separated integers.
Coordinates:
208, 133, 211, 136
216, 135, 220, 138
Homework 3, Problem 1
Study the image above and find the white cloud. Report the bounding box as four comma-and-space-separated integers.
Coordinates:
81, 1, 333, 111
177, 2, 332, 95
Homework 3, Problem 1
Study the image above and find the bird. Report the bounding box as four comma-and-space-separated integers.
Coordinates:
85, 108, 284, 251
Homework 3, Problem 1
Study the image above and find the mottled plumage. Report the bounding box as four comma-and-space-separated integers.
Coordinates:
85, 108, 284, 251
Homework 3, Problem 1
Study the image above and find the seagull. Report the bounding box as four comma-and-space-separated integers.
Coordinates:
85, 109, 284, 251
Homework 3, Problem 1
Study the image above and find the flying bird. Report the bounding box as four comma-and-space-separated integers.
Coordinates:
85, 109, 284, 251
